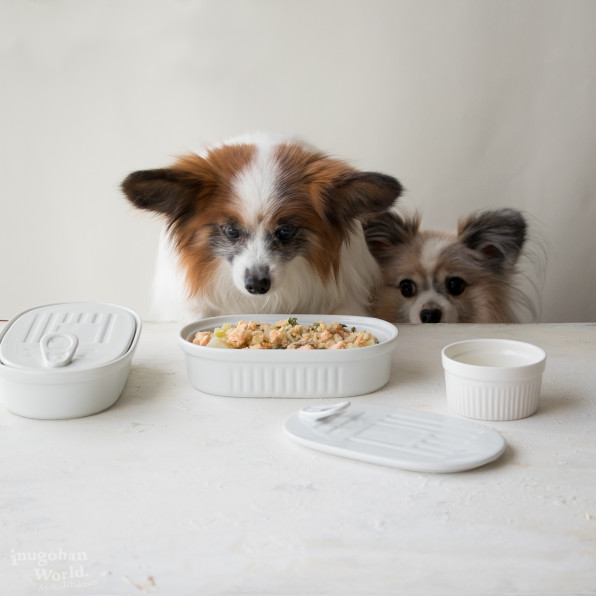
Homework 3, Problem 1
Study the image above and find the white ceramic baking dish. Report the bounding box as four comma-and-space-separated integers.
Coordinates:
0, 302, 141, 419
179, 314, 399, 398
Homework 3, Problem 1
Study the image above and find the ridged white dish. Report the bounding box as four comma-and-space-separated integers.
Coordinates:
442, 339, 547, 421
178, 314, 398, 398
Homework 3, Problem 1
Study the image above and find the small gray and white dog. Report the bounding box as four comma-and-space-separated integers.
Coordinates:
363, 208, 532, 324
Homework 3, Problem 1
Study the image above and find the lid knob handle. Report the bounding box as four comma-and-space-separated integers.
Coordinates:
40, 333, 79, 368
299, 400, 351, 422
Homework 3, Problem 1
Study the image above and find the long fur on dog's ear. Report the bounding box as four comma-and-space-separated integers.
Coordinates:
121, 167, 203, 223
458, 208, 527, 271
329, 172, 404, 221
362, 211, 421, 263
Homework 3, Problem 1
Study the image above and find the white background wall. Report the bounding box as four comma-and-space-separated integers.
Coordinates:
1, 0, 595, 322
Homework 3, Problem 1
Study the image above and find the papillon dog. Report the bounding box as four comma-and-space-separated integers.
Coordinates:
122, 133, 403, 321
363, 208, 534, 323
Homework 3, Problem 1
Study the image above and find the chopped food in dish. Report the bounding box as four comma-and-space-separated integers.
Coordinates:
192, 318, 378, 350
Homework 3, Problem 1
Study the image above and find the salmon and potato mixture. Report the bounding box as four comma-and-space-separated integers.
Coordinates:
192, 318, 378, 350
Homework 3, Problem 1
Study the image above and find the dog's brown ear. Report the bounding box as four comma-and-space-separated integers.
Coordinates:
329, 172, 403, 221
458, 208, 527, 270
362, 211, 421, 263
121, 162, 206, 228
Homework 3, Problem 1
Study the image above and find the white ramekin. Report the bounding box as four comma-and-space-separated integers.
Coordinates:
441, 339, 547, 421
178, 314, 398, 398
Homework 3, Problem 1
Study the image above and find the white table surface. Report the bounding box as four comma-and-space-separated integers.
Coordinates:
2, 322, 595, 596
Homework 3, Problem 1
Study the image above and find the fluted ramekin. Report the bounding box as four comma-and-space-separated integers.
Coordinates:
442, 339, 546, 421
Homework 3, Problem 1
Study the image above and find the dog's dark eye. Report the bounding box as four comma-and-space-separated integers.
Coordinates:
222, 224, 241, 242
446, 277, 466, 296
275, 224, 296, 243
399, 279, 417, 298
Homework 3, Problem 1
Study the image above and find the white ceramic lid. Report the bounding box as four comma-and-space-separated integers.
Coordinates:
284, 402, 506, 473
0, 302, 137, 371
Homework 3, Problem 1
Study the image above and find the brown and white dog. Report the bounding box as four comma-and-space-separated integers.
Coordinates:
122, 133, 403, 321
363, 208, 531, 323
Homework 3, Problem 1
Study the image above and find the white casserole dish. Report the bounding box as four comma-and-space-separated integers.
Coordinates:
178, 314, 398, 398
0, 302, 141, 419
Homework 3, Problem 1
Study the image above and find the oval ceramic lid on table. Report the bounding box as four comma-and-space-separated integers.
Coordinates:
284, 402, 506, 473
0, 302, 137, 371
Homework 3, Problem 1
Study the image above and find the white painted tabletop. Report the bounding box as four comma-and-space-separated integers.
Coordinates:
2, 322, 595, 595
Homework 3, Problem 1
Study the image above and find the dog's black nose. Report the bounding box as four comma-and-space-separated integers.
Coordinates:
245, 274, 271, 295
420, 309, 442, 323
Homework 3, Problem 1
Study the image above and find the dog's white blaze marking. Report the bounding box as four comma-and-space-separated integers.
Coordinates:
406, 236, 459, 323
230, 144, 286, 294
232, 142, 280, 224
420, 236, 450, 273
